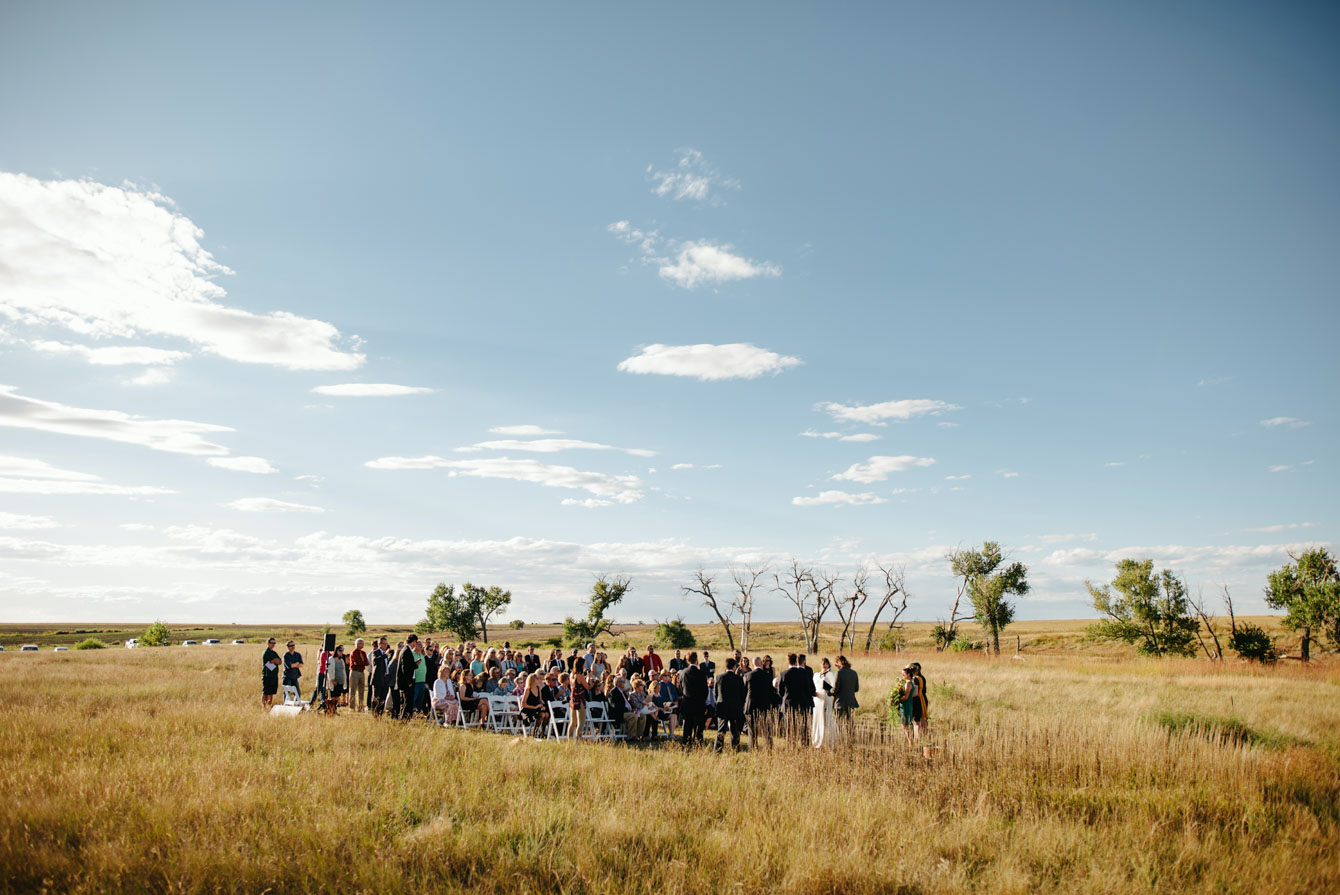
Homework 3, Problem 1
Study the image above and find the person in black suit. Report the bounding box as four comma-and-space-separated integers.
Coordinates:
395, 635, 421, 719
677, 651, 708, 746
833, 655, 860, 736
713, 658, 747, 751
743, 658, 777, 750
777, 652, 816, 742
369, 636, 391, 717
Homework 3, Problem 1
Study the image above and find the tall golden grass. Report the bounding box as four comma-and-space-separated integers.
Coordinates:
0, 632, 1335, 893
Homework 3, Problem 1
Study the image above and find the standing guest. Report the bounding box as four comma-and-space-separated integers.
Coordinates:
896, 666, 920, 745
668, 649, 686, 672
713, 658, 747, 752
832, 655, 860, 737
778, 653, 816, 742
386, 643, 402, 718
589, 652, 608, 682
569, 669, 591, 741
523, 647, 541, 675
308, 642, 332, 707
617, 649, 639, 680
744, 656, 776, 750
370, 636, 391, 717
911, 662, 929, 742
396, 635, 422, 719
582, 642, 598, 673
261, 638, 281, 709
348, 639, 368, 712
282, 640, 304, 701
642, 645, 663, 675
424, 643, 441, 693
678, 652, 708, 747
546, 649, 564, 673
566, 648, 581, 672
701, 651, 716, 678
327, 645, 348, 706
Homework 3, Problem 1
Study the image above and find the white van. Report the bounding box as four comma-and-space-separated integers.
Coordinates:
125, 638, 139, 649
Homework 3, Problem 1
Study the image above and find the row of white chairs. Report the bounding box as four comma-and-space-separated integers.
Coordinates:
429, 693, 638, 742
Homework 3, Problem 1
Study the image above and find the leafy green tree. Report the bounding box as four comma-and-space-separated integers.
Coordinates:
463, 582, 511, 644
948, 541, 1029, 655
563, 575, 631, 646
509, 619, 525, 630
140, 620, 171, 647
342, 609, 367, 637
418, 583, 475, 640
1265, 548, 1340, 662
1228, 622, 1278, 664
654, 617, 696, 649
1086, 559, 1199, 657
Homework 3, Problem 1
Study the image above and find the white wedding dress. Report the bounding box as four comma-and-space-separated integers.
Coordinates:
812, 669, 838, 748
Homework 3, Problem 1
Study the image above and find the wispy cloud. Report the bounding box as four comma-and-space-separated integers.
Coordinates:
0, 512, 60, 529
618, 343, 801, 381
801, 430, 882, 443
1268, 464, 1293, 473
832, 455, 936, 484
225, 497, 325, 513
1243, 522, 1317, 533
28, 340, 190, 366
490, 425, 562, 436
818, 399, 961, 426
1197, 376, 1232, 387
669, 463, 721, 471
561, 498, 613, 509
792, 490, 888, 507
0, 385, 232, 456
1260, 417, 1311, 429
997, 469, 1020, 478
1104, 461, 1125, 468
207, 456, 278, 474
945, 474, 971, 481
455, 438, 656, 458
0, 455, 175, 496
311, 383, 434, 397
647, 149, 739, 203
365, 455, 644, 504
608, 221, 780, 289
0, 172, 365, 371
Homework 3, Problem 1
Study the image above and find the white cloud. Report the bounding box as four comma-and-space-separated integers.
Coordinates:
561, 498, 613, 508
0, 512, 59, 529
648, 149, 739, 203
945, 474, 972, 481
225, 498, 325, 513
818, 399, 961, 425
489, 425, 562, 436
1243, 522, 1317, 533
0, 172, 365, 371
1045, 541, 1329, 571
1268, 464, 1292, 473
1260, 417, 1311, 429
455, 438, 656, 458
207, 456, 278, 474
0, 385, 232, 456
889, 487, 919, 496
124, 368, 174, 387
658, 240, 780, 288
617, 343, 801, 381
29, 340, 190, 366
365, 455, 644, 504
311, 383, 434, 397
801, 430, 882, 443
792, 490, 888, 507
832, 455, 936, 484
997, 469, 1020, 478
0, 454, 175, 496
937, 421, 961, 429
1104, 461, 1126, 467
670, 463, 694, 470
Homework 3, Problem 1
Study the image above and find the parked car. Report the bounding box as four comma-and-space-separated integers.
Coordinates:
53, 646, 69, 652
182, 640, 199, 647
20, 644, 38, 651
125, 638, 139, 649
230, 639, 246, 645
203, 639, 221, 646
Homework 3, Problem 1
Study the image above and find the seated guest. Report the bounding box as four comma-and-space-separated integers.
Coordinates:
521, 672, 548, 734
541, 670, 561, 705
589, 653, 608, 682
668, 649, 686, 672
629, 678, 653, 740
556, 672, 573, 703
483, 666, 505, 694
651, 675, 678, 739
485, 647, 500, 670
499, 669, 519, 695
469, 650, 485, 677
455, 669, 489, 723
431, 667, 459, 725
606, 677, 645, 741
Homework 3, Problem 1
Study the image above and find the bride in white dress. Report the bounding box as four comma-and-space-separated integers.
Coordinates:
812, 658, 839, 748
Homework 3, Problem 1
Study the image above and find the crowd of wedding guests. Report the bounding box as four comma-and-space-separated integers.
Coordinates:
262, 635, 930, 750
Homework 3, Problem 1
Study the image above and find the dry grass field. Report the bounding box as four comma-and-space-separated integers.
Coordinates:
1, 620, 1337, 894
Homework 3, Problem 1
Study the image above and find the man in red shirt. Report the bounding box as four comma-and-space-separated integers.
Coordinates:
642, 645, 664, 674
348, 638, 369, 712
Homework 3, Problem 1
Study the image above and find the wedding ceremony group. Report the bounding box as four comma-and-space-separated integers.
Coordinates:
260, 635, 931, 751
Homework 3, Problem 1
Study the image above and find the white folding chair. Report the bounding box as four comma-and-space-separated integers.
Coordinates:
547, 700, 571, 741
499, 694, 524, 734
455, 697, 485, 730
487, 695, 520, 734
586, 702, 623, 742
282, 685, 302, 707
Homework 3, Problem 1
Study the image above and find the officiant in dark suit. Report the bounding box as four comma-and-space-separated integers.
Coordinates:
678, 651, 708, 746
777, 653, 816, 741
833, 655, 860, 736
744, 659, 777, 750
712, 658, 747, 751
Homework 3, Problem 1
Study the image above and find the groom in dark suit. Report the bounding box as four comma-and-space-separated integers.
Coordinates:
833, 655, 860, 737
712, 658, 747, 752
777, 652, 816, 742
678, 651, 708, 747
743, 659, 777, 750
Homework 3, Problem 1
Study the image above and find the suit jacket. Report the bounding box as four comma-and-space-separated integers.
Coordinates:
778, 666, 816, 711
833, 666, 860, 709
679, 663, 708, 705
370, 647, 389, 687
714, 670, 746, 720
395, 647, 419, 691
743, 668, 776, 714
608, 687, 632, 720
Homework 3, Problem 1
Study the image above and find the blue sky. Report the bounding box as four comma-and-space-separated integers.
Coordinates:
0, 1, 1335, 626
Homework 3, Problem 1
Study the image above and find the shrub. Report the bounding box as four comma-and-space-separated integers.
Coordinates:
876, 629, 907, 653
948, 638, 981, 652
509, 619, 525, 630
1229, 623, 1278, 664
74, 638, 107, 650
931, 623, 957, 650
654, 617, 696, 649
140, 620, 171, 647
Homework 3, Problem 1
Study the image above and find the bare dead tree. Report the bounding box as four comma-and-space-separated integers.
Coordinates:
943, 546, 980, 645
864, 562, 911, 652
832, 566, 871, 652
806, 569, 839, 654
728, 564, 768, 652
773, 559, 817, 652
1189, 586, 1224, 661
681, 567, 734, 650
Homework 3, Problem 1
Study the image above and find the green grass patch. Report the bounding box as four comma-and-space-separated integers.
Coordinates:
1151, 709, 1299, 750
